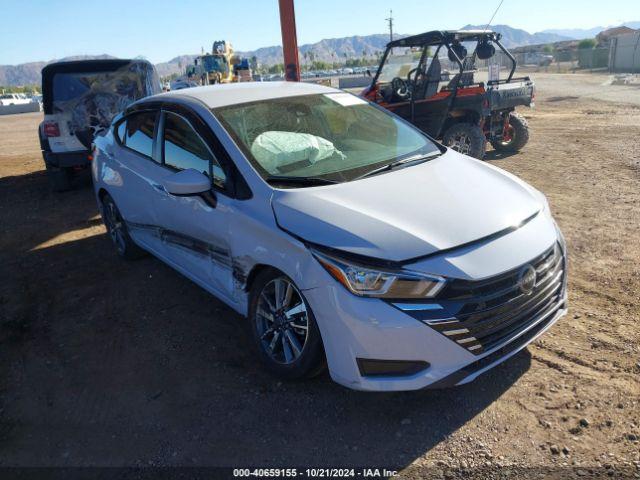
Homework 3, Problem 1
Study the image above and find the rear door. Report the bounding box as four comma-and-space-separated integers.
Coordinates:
108, 109, 166, 252
44, 69, 115, 154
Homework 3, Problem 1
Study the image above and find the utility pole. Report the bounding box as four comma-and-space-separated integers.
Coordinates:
278, 0, 301, 81
386, 9, 394, 43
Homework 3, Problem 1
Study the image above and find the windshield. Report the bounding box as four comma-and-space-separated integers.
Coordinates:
202, 56, 228, 73
214, 93, 440, 183
377, 52, 421, 83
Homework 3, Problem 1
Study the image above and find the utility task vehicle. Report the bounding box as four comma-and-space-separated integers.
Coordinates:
39, 59, 160, 191
362, 30, 534, 159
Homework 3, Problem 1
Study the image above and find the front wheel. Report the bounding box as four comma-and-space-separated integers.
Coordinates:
249, 269, 325, 380
442, 123, 487, 159
491, 112, 530, 152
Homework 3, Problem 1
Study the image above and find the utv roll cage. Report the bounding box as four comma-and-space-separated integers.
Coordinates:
373, 29, 517, 82
370, 30, 518, 123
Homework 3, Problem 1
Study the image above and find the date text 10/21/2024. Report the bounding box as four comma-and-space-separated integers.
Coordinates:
232, 468, 399, 478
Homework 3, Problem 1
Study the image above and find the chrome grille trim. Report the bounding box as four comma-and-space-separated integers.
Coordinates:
428, 243, 566, 355
423, 318, 458, 326
392, 303, 444, 311
443, 328, 470, 336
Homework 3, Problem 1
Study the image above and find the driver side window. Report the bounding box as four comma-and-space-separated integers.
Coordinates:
162, 112, 227, 189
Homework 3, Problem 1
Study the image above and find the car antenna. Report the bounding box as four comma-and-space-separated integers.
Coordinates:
482, 0, 505, 33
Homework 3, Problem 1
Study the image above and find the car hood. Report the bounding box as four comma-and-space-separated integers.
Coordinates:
271, 150, 543, 263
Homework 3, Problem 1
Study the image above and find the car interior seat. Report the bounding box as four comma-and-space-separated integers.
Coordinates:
414, 57, 441, 100
423, 57, 441, 99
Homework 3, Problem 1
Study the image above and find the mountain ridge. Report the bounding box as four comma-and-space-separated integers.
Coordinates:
541, 21, 640, 40
2, 22, 638, 86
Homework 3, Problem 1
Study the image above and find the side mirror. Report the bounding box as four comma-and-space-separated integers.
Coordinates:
162, 168, 211, 195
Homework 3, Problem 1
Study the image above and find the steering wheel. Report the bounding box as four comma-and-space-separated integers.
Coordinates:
391, 77, 410, 101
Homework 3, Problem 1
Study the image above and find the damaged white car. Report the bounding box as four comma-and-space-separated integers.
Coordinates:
92, 82, 567, 391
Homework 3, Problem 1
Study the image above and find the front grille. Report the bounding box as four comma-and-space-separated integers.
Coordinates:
399, 243, 566, 355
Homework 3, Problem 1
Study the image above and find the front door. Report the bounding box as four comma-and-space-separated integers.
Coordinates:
151, 110, 234, 300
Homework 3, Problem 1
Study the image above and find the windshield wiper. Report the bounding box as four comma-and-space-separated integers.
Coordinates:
354, 152, 442, 181
265, 175, 339, 187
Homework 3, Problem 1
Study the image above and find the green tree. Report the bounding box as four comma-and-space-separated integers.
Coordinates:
578, 38, 596, 50
267, 63, 284, 74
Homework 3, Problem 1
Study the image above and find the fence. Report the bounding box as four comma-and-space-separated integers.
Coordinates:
578, 48, 609, 69
609, 31, 640, 72
0, 102, 41, 115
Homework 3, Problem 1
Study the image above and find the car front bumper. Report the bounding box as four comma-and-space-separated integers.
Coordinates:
305, 281, 567, 391
303, 212, 567, 392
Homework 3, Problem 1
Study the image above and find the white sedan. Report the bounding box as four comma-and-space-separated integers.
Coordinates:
92, 81, 567, 391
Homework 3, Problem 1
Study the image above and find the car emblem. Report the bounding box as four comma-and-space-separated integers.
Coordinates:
518, 265, 537, 295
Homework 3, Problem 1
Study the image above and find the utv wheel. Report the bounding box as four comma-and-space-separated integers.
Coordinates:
442, 123, 487, 159
45, 164, 73, 192
491, 112, 529, 152
101, 194, 146, 260
249, 269, 325, 380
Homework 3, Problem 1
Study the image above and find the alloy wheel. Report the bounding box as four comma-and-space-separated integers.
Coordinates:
255, 277, 309, 365
450, 133, 472, 155
498, 125, 515, 147
104, 201, 126, 254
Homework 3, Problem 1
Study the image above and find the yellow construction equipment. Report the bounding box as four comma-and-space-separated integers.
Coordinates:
194, 41, 252, 84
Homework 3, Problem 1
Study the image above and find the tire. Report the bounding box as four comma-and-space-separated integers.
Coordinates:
101, 194, 146, 260
248, 268, 325, 380
45, 163, 73, 192
442, 123, 487, 159
491, 112, 529, 153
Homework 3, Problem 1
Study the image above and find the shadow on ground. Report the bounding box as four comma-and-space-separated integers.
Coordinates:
483, 149, 520, 162
0, 171, 531, 468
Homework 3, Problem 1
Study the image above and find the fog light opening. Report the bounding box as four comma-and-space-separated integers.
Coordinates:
356, 358, 430, 377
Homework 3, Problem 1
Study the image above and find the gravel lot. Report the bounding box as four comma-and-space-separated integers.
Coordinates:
0, 73, 639, 477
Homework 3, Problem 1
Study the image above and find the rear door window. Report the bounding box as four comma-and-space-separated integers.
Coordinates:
115, 120, 127, 144
125, 112, 157, 158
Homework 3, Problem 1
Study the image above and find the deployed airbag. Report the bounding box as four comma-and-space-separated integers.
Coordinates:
250, 131, 343, 174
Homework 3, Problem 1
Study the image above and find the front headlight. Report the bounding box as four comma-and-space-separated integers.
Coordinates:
312, 250, 445, 299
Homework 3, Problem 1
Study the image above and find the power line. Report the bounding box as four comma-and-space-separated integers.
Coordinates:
483, 0, 505, 33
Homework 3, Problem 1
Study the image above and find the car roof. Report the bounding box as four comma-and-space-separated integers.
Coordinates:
41, 59, 158, 114
146, 81, 342, 109
41, 59, 152, 76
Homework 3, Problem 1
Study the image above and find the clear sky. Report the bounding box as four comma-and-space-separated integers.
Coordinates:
1, 0, 636, 65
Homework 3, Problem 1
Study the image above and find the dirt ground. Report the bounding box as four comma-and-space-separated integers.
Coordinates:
0, 73, 639, 478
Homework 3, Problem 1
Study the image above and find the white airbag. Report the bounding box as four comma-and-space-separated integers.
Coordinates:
250, 131, 342, 174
